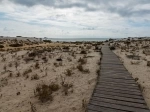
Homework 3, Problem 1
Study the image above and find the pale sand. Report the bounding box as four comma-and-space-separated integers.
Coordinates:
112, 39, 150, 108
0, 41, 100, 112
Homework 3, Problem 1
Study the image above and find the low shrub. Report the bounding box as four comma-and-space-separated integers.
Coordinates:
9, 44, 23, 47
34, 84, 53, 102
0, 45, 4, 48
110, 46, 115, 50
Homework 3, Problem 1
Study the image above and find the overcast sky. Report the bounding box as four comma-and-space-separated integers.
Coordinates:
0, 0, 150, 38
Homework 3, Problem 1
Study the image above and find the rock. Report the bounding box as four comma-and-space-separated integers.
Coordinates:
147, 61, 150, 66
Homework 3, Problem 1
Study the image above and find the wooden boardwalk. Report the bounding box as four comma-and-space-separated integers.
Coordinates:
87, 45, 150, 112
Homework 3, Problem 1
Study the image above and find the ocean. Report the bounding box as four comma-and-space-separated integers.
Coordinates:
47, 38, 114, 42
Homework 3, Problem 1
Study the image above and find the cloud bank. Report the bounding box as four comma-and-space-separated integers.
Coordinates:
0, 0, 150, 38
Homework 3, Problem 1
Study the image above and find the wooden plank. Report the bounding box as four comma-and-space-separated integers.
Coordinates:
87, 45, 150, 112
101, 66, 125, 69
94, 89, 143, 99
96, 85, 141, 92
100, 70, 128, 72
90, 100, 150, 112
93, 93, 145, 104
100, 72, 131, 76
101, 68, 126, 71
98, 81, 137, 87
98, 81, 138, 87
94, 87, 142, 96
98, 79, 136, 85
91, 97, 147, 109
100, 63, 123, 65
101, 69, 127, 72
98, 80, 138, 87
99, 77, 135, 82
101, 62, 123, 64
87, 109, 100, 112
100, 72, 131, 75
100, 76, 133, 80
97, 82, 139, 90
88, 104, 127, 112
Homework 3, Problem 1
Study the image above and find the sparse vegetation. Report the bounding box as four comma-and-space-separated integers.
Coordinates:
78, 57, 87, 65
62, 83, 73, 95
23, 69, 32, 77
77, 64, 90, 73
110, 46, 115, 50
35, 62, 40, 69
31, 74, 39, 80
0, 39, 101, 111
65, 69, 73, 76
34, 83, 53, 102
80, 50, 87, 54
77, 64, 84, 72
9, 43, 23, 47
49, 83, 60, 92
30, 102, 37, 112
0, 45, 4, 48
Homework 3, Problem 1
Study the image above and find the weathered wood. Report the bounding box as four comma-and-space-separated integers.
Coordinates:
94, 89, 143, 99
87, 45, 150, 112
98, 81, 139, 89
96, 85, 140, 92
97, 82, 139, 90
90, 100, 150, 112
98, 77, 135, 82
94, 87, 142, 96
88, 104, 127, 112
91, 97, 147, 109
93, 93, 145, 104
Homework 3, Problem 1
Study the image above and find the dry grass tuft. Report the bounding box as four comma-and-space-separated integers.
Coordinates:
80, 50, 87, 54
34, 84, 53, 102
62, 83, 73, 95
49, 83, 60, 92
77, 64, 84, 72
78, 57, 87, 65
23, 69, 32, 77
77, 64, 90, 73
35, 62, 40, 69
65, 69, 73, 76
31, 74, 39, 80
30, 102, 37, 112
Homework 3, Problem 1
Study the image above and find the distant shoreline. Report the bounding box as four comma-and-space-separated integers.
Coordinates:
47, 38, 112, 42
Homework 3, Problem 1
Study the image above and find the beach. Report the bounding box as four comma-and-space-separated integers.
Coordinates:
0, 37, 101, 112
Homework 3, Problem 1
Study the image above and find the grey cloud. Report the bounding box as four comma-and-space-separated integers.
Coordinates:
11, 0, 55, 7
2, 0, 150, 17
83, 27, 95, 30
